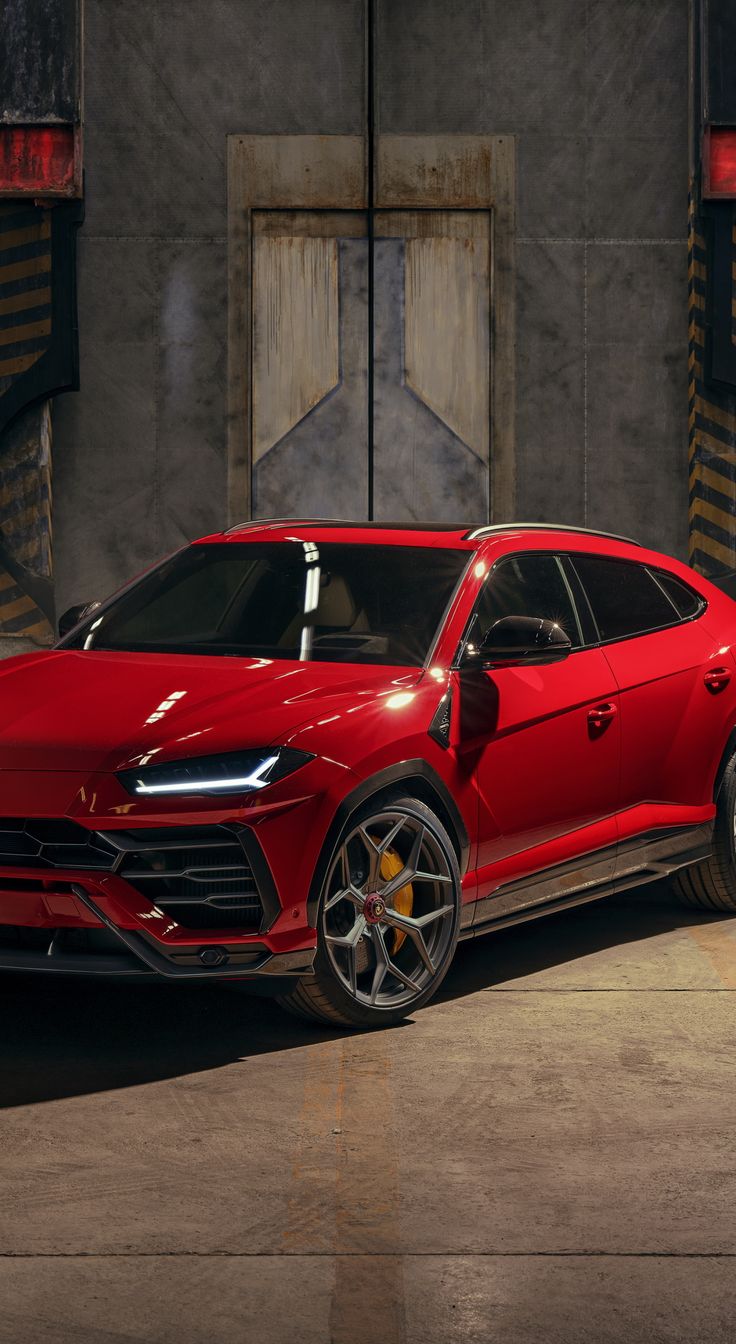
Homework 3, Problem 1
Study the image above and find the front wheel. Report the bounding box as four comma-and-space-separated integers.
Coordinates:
279, 795, 462, 1028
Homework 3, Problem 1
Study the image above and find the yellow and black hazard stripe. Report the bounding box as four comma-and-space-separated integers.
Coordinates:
689, 194, 736, 575
0, 200, 79, 647
0, 402, 54, 644
0, 203, 57, 644
0, 202, 52, 402
0, 569, 53, 643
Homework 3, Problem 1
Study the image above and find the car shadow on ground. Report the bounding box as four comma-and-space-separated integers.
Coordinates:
0, 882, 729, 1109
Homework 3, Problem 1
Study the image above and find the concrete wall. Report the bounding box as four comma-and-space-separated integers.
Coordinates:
52, 0, 688, 613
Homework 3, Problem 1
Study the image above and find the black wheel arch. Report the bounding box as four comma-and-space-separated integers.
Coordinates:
305, 759, 470, 927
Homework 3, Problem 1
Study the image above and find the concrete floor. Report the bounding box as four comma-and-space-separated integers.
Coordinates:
2, 882, 736, 1343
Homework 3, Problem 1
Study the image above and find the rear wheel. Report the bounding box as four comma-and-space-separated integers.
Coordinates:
279, 796, 461, 1028
673, 752, 736, 911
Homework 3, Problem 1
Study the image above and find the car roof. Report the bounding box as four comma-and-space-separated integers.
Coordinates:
197, 518, 641, 550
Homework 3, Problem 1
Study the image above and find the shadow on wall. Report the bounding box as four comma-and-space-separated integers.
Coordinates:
0, 883, 727, 1110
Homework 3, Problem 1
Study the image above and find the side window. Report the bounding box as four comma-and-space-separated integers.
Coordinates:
474, 553, 583, 647
652, 568, 705, 620
571, 555, 679, 641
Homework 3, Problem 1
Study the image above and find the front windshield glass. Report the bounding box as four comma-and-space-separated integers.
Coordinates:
64, 542, 470, 666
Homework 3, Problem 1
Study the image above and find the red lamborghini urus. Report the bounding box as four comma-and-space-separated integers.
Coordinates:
2, 520, 736, 1027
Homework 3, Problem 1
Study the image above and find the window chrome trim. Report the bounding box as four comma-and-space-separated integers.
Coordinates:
452, 548, 710, 667
566, 553, 709, 649
648, 566, 707, 623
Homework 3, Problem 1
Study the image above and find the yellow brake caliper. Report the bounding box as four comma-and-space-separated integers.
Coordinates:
379, 846, 414, 954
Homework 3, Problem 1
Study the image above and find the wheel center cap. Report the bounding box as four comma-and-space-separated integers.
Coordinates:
363, 893, 386, 924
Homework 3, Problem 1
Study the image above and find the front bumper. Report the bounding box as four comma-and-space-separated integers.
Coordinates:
0, 762, 341, 981
0, 883, 316, 980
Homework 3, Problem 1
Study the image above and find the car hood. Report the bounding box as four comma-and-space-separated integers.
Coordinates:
0, 649, 422, 772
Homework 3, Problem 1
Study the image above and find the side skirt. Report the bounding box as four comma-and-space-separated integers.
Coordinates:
460, 823, 714, 942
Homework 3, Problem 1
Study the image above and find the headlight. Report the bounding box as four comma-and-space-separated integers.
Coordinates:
117, 748, 313, 797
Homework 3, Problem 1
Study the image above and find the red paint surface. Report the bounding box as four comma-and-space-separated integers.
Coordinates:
704, 126, 736, 198
0, 124, 76, 195
0, 523, 734, 958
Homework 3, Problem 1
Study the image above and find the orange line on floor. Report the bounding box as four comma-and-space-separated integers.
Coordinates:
330, 1046, 406, 1344
282, 1033, 406, 1342
688, 923, 736, 988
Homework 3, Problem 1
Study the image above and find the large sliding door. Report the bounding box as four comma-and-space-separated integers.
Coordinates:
228, 134, 515, 526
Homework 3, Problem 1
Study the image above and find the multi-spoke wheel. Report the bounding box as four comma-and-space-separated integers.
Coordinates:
279, 796, 461, 1027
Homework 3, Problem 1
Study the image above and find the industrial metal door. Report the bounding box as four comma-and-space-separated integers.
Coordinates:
250, 209, 491, 522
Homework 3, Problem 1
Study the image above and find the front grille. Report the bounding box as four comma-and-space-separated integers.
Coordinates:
0, 820, 266, 933
0, 818, 117, 870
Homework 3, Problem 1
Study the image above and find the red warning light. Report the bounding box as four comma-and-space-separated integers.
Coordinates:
703, 127, 736, 199
0, 125, 78, 197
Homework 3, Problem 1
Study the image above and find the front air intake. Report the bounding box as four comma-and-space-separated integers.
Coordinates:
99, 826, 265, 932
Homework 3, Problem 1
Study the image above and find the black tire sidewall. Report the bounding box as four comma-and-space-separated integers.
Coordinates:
715, 755, 736, 870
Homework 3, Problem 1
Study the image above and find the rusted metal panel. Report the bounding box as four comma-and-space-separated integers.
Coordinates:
233, 135, 366, 211
0, 124, 78, 196
704, 0, 736, 124
376, 135, 494, 209
227, 136, 368, 523
373, 210, 489, 239
254, 210, 367, 238
404, 231, 490, 467
252, 235, 340, 464
378, 135, 516, 522
0, 0, 80, 123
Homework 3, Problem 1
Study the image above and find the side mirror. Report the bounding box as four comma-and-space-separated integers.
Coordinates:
58, 602, 100, 639
471, 614, 572, 668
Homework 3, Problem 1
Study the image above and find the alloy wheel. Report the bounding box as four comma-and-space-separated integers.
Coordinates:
321, 808, 457, 1011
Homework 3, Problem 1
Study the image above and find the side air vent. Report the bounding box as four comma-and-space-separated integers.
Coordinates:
0, 819, 275, 933
98, 826, 265, 932
428, 691, 452, 748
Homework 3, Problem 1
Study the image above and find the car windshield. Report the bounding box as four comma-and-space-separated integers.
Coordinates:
63, 541, 470, 666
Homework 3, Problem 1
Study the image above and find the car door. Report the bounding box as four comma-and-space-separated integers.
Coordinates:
568, 553, 728, 870
462, 551, 621, 923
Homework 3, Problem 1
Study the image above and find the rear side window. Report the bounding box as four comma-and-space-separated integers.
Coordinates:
571, 556, 678, 642
652, 569, 704, 619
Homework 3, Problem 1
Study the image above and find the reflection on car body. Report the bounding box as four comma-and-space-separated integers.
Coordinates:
1, 519, 736, 1028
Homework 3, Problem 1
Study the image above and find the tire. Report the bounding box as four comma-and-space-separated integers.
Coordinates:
673, 753, 736, 912
278, 794, 462, 1028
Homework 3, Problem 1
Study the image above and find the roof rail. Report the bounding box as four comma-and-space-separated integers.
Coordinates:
224, 517, 354, 535
464, 522, 641, 547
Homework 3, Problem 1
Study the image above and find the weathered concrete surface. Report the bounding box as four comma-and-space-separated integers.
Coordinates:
2, 883, 736, 1341
0, 638, 37, 659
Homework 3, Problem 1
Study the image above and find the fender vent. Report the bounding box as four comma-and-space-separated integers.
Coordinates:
428, 691, 452, 748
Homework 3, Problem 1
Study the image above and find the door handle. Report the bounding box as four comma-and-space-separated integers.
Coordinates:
588, 702, 618, 731
704, 666, 732, 694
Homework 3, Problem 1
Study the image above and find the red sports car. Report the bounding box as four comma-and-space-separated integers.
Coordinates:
1, 520, 735, 1028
